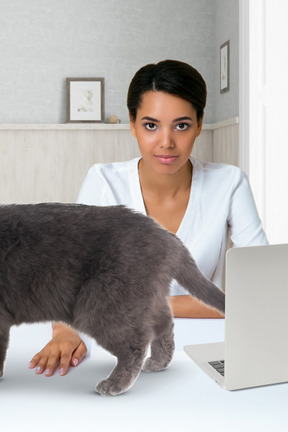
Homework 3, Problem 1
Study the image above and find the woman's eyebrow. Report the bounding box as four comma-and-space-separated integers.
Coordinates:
141, 116, 159, 122
173, 116, 193, 122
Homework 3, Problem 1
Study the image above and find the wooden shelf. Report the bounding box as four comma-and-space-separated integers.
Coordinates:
0, 123, 131, 130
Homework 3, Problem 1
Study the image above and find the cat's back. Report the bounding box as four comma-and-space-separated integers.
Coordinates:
0, 202, 173, 253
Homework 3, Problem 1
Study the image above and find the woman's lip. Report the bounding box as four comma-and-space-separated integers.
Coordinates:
154, 155, 178, 164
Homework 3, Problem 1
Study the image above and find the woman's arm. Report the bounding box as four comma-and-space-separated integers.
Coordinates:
229, 170, 268, 247
29, 322, 87, 377
169, 295, 224, 318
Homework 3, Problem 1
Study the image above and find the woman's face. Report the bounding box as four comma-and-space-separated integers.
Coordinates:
130, 91, 203, 176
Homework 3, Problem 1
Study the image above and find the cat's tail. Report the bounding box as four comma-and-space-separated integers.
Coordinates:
170, 236, 225, 315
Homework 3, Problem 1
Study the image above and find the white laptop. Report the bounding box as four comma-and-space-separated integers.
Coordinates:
184, 244, 288, 390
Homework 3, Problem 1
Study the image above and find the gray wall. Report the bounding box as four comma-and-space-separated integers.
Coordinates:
0, 0, 238, 124
214, 0, 239, 122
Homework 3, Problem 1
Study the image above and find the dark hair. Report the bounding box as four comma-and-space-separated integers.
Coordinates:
127, 59, 207, 123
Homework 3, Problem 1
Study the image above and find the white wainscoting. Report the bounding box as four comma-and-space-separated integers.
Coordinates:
0, 118, 238, 204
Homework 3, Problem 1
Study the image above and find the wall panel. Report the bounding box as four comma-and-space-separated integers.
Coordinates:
0, 119, 238, 204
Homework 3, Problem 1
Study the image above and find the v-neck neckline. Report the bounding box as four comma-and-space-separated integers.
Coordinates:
130, 157, 203, 238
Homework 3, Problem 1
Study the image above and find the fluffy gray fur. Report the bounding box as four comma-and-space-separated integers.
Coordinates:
0, 203, 225, 395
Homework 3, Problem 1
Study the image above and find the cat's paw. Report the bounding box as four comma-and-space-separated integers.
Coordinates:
142, 357, 168, 372
96, 379, 126, 396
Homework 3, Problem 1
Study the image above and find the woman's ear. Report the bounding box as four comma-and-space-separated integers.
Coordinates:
197, 114, 204, 137
129, 116, 136, 137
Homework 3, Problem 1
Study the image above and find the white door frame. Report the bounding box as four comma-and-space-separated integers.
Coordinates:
239, 0, 266, 229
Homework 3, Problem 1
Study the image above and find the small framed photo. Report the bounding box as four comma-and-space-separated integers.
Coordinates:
66, 78, 105, 122
220, 41, 230, 94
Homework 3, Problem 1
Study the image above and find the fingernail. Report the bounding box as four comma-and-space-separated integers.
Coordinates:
35, 366, 41, 374
72, 358, 79, 367
44, 369, 51, 376
59, 368, 65, 376
29, 362, 34, 369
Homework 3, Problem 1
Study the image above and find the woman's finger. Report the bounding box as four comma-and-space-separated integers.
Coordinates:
71, 341, 87, 367
43, 351, 61, 377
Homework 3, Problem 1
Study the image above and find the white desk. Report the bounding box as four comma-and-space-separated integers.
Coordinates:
1, 319, 288, 432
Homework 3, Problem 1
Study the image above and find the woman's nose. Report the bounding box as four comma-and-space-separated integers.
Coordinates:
160, 129, 175, 149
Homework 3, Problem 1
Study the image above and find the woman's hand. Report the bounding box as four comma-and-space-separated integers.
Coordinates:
169, 295, 224, 318
29, 322, 87, 377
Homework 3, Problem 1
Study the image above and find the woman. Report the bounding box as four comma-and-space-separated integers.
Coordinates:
29, 60, 267, 377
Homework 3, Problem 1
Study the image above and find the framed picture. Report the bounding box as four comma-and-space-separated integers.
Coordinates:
66, 78, 105, 122
220, 41, 230, 93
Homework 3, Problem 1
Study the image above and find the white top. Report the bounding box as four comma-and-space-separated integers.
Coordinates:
77, 157, 268, 294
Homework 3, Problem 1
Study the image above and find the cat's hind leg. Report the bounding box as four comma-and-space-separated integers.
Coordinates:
96, 343, 148, 396
142, 303, 174, 372
0, 324, 10, 379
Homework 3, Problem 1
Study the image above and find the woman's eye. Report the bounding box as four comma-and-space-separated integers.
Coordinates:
145, 123, 157, 131
176, 123, 189, 131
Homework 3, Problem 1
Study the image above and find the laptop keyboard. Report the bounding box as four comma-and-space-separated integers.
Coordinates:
208, 360, 225, 376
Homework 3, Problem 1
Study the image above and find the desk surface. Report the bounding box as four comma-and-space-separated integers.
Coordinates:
1, 319, 288, 432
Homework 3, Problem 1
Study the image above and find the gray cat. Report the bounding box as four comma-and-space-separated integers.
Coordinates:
0, 203, 225, 395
